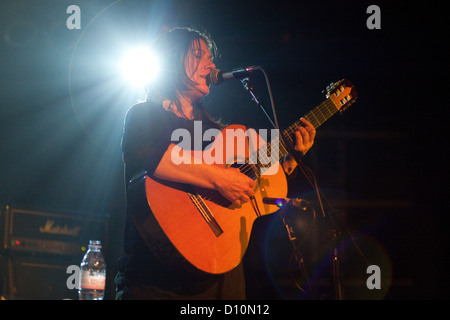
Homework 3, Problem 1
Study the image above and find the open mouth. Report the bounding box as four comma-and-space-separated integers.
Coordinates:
202, 74, 211, 86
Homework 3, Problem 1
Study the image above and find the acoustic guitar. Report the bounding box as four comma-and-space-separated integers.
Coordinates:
131, 79, 357, 274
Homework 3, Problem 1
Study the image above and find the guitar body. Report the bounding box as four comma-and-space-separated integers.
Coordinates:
135, 124, 287, 274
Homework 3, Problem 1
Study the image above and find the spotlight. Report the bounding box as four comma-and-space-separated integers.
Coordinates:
120, 47, 159, 88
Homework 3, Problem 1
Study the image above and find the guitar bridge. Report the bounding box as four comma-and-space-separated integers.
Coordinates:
187, 192, 224, 237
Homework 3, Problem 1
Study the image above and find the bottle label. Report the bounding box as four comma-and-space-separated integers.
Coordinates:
79, 271, 106, 290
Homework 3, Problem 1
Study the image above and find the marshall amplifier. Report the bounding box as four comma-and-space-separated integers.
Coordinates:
0, 205, 109, 300
1, 205, 108, 255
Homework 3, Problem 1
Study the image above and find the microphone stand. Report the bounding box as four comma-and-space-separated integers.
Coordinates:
332, 230, 343, 300
240, 76, 305, 165
280, 201, 318, 299
240, 77, 278, 130
240, 74, 344, 300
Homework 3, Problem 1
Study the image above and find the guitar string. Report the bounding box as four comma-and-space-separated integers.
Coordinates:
285, 98, 338, 134
188, 97, 341, 206
190, 193, 225, 234
188, 193, 211, 222
286, 100, 329, 132
189, 192, 224, 236
198, 100, 333, 203
193, 112, 307, 204
195, 134, 289, 206
194, 194, 214, 222
193, 194, 214, 223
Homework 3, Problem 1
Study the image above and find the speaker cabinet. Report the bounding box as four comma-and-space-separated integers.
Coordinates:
0, 205, 108, 300
2, 253, 81, 300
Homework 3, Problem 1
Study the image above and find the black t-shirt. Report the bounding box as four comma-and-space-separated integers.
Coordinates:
122, 100, 220, 186
117, 101, 245, 299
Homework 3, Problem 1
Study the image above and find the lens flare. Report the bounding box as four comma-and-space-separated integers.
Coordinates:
120, 47, 159, 88
260, 208, 393, 299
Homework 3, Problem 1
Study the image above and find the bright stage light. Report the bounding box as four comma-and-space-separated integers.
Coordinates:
120, 47, 159, 88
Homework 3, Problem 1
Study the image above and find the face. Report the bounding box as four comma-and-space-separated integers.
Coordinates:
182, 39, 216, 102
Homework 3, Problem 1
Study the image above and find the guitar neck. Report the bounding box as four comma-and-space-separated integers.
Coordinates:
291, 97, 339, 131
275, 97, 339, 159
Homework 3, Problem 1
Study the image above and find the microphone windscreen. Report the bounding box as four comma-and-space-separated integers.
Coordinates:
208, 69, 222, 85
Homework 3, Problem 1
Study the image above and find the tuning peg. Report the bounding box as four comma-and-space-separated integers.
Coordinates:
326, 82, 334, 92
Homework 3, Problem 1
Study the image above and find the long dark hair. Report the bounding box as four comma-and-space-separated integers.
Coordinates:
146, 27, 220, 123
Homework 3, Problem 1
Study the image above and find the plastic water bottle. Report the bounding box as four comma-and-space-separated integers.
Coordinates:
78, 240, 106, 300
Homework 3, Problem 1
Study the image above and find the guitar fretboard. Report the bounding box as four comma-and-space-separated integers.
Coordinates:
282, 97, 338, 152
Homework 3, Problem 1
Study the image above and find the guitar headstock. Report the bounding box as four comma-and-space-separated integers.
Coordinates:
325, 79, 357, 113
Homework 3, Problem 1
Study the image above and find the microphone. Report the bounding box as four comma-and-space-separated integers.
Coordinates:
207, 66, 261, 85
263, 197, 310, 210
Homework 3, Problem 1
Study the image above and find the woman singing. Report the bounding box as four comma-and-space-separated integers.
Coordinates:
115, 27, 316, 300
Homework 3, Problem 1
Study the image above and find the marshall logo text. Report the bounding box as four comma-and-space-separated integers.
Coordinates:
39, 220, 81, 237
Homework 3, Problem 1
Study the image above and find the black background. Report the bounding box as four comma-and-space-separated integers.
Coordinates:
0, 0, 447, 300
